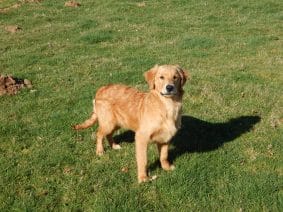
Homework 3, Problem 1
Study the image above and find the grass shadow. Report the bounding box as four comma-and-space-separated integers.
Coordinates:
113, 130, 135, 144
169, 115, 261, 161
113, 115, 261, 166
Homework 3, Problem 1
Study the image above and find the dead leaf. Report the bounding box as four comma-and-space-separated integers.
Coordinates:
267, 144, 274, 156
24, 79, 33, 88
137, 2, 146, 7
270, 118, 280, 128
252, 110, 259, 115
38, 190, 48, 196
121, 167, 129, 173
65, 1, 81, 7
246, 148, 258, 161
63, 166, 72, 174
5, 25, 21, 33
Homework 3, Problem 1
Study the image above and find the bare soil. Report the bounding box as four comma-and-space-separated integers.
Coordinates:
0, 75, 32, 96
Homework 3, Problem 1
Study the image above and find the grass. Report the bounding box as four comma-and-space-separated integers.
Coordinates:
0, 0, 282, 210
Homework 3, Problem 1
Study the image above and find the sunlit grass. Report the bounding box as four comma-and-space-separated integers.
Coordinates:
0, 0, 282, 210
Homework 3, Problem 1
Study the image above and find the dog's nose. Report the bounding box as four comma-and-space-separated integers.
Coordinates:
166, 84, 174, 92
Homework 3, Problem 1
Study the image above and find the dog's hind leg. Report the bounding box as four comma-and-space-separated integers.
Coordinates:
95, 127, 106, 156
106, 131, 121, 150
95, 100, 117, 155
96, 126, 118, 156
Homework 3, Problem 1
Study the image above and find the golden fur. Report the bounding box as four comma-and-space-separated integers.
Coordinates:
73, 64, 189, 183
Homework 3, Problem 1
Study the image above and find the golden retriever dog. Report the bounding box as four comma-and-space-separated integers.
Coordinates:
73, 64, 188, 183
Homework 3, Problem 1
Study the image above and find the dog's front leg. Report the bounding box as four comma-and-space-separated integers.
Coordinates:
135, 133, 150, 183
157, 143, 175, 171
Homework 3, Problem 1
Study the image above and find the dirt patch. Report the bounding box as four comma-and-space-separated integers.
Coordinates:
64, 1, 81, 7
0, 75, 32, 96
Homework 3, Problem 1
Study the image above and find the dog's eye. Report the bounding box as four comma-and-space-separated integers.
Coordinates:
173, 76, 178, 80
160, 76, 164, 80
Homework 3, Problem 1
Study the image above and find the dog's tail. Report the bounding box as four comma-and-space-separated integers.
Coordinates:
73, 99, 98, 130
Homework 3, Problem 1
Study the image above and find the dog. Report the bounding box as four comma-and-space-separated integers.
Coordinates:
73, 64, 189, 183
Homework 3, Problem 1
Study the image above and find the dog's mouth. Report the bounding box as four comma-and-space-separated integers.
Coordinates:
160, 91, 177, 97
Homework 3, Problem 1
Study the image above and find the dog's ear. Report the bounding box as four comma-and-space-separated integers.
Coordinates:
144, 65, 158, 89
176, 65, 190, 87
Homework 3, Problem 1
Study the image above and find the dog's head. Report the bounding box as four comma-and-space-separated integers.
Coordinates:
144, 64, 189, 97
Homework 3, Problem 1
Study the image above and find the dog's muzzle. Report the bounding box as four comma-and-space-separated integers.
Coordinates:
166, 84, 174, 92
160, 84, 176, 96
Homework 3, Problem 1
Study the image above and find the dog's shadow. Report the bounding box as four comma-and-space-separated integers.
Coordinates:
114, 115, 261, 163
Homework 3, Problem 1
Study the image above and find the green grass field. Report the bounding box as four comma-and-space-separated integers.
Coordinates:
1, 0, 282, 210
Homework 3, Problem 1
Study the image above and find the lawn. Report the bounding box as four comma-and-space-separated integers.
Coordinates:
0, 0, 282, 210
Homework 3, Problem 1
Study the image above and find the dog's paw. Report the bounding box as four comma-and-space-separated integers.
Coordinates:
161, 162, 175, 171
169, 165, 175, 171
150, 175, 158, 181
138, 175, 158, 183
112, 143, 121, 150
96, 150, 104, 156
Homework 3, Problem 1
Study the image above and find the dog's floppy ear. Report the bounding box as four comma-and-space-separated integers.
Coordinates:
144, 65, 159, 89
176, 65, 190, 87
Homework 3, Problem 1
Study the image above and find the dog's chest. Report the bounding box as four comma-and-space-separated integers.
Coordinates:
153, 101, 182, 143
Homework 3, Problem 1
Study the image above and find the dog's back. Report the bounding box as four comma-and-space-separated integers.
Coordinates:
95, 84, 146, 131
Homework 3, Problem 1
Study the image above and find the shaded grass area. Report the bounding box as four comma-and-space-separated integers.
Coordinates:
0, 0, 283, 210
